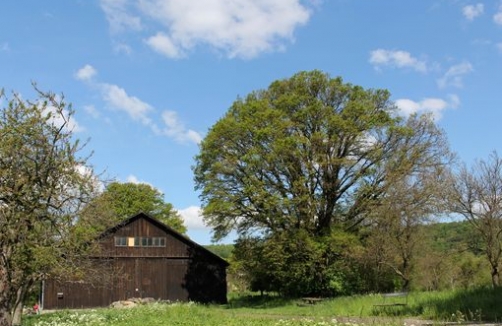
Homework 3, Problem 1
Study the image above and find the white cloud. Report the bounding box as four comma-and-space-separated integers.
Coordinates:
495, 13, 502, 25
395, 99, 420, 116
494, 5, 502, 25
126, 175, 141, 184
178, 206, 207, 230
125, 174, 155, 187
100, 83, 153, 126
160, 111, 202, 144
47, 107, 85, 132
84, 105, 100, 119
462, 3, 484, 21
75, 65, 201, 144
437, 61, 473, 89
395, 94, 460, 120
185, 130, 203, 144
77, 165, 104, 193
145, 32, 183, 59
75, 64, 97, 81
448, 94, 461, 108
43, 101, 84, 133
100, 0, 312, 59
113, 42, 133, 55
99, 0, 142, 33
100, 84, 202, 144
369, 49, 427, 73
58, 111, 84, 133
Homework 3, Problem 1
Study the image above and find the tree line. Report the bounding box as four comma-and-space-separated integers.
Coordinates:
207, 220, 490, 295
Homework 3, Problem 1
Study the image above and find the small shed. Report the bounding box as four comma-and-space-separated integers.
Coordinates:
43, 212, 228, 309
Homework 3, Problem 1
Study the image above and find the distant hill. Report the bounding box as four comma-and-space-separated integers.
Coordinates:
204, 244, 234, 260
202, 221, 480, 260
424, 219, 483, 255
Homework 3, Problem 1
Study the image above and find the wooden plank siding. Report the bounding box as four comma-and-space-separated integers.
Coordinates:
97, 217, 192, 258
42, 213, 228, 309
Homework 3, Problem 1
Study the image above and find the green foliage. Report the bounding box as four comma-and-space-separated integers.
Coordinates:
410, 221, 490, 291
426, 220, 482, 254
195, 70, 423, 240
0, 87, 98, 326
194, 70, 451, 298
79, 181, 186, 235
232, 229, 365, 297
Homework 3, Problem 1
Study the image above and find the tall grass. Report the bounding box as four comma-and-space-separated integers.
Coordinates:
23, 287, 502, 326
226, 287, 502, 322
400, 287, 502, 322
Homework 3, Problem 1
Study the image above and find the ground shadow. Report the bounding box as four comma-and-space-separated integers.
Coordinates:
374, 287, 502, 322
226, 294, 295, 309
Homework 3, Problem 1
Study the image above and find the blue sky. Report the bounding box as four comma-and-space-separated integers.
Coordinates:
1, 1, 502, 244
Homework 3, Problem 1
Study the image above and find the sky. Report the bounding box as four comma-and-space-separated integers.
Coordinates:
1, 1, 502, 245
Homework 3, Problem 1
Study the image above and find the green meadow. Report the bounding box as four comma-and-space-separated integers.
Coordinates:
23, 287, 502, 326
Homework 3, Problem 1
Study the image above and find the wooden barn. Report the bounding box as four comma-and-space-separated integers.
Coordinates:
42, 212, 228, 309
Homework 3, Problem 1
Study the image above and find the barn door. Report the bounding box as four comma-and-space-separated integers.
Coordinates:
133, 258, 170, 300
123, 258, 138, 300
165, 259, 189, 301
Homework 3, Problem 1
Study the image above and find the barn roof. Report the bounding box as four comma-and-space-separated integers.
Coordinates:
98, 212, 229, 266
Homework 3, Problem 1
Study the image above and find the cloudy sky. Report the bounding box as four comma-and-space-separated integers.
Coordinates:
1, 1, 502, 244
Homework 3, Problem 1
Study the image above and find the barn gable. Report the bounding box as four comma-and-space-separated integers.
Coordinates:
43, 212, 228, 309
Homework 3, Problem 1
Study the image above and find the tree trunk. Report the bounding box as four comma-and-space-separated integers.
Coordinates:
491, 265, 500, 288
12, 282, 31, 326
0, 268, 13, 326
11, 303, 22, 326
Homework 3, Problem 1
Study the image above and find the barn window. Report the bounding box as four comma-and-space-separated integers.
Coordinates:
114, 237, 127, 247
127, 237, 167, 247
117, 237, 166, 247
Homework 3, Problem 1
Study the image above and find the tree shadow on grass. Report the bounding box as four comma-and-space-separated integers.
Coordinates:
375, 287, 502, 322
226, 293, 295, 309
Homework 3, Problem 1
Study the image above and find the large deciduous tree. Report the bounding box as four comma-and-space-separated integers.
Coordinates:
79, 182, 186, 235
0, 89, 97, 326
194, 70, 450, 240
448, 152, 502, 287
194, 70, 451, 296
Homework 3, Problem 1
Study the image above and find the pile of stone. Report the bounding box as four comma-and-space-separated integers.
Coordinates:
110, 297, 156, 309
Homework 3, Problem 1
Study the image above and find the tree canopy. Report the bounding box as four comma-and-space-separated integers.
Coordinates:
80, 181, 186, 235
194, 70, 452, 296
0, 88, 98, 326
194, 70, 451, 241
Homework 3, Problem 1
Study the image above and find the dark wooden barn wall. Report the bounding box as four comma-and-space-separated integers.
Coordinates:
43, 258, 195, 309
98, 217, 191, 258
43, 215, 227, 309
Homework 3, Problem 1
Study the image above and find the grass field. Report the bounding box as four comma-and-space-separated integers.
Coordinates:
22, 287, 502, 326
